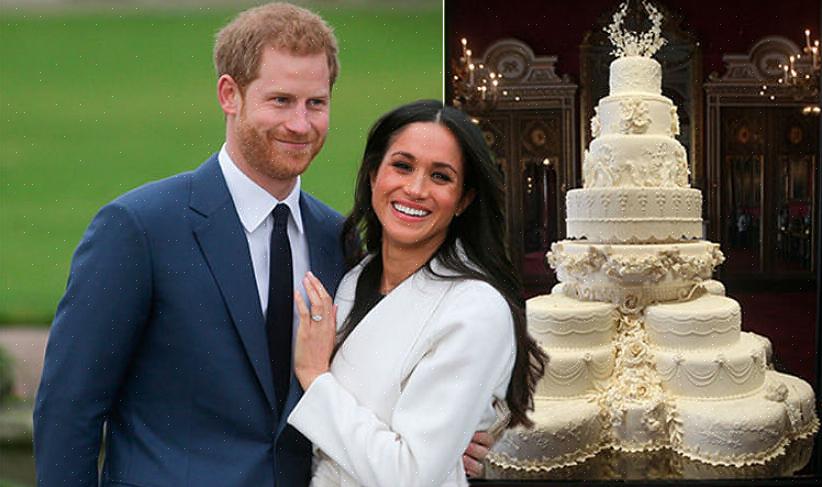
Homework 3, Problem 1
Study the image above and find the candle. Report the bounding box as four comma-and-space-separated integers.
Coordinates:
805, 29, 811, 50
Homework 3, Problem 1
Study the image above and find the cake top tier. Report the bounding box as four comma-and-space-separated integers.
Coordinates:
610, 56, 662, 96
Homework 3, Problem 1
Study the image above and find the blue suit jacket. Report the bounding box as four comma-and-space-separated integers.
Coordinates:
33, 154, 347, 486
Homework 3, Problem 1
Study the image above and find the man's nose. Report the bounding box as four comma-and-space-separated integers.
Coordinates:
284, 106, 311, 134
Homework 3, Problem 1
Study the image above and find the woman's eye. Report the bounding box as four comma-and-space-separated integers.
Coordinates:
432, 172, 453, 183
391, 161, 412, 171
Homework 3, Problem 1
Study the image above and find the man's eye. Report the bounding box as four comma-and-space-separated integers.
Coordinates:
271, 97, 289, 105
309, 99, 327, 108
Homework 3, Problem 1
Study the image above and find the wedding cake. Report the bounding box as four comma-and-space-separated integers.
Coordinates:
487, 1, 818, 476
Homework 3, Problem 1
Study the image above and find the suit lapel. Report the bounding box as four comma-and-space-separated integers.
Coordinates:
189, 155, 276, 410
300, 192, 335, 293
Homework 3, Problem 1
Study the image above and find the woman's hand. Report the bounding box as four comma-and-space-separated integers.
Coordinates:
294, 271, 338, 391
463, 431, 494, 478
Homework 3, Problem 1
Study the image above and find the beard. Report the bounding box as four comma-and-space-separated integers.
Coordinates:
235, 113, 325, 181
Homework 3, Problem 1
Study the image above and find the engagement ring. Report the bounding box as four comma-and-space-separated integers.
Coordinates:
311, 314, 323, 322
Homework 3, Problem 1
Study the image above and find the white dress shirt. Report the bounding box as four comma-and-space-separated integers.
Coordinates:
218, 144, 310, 345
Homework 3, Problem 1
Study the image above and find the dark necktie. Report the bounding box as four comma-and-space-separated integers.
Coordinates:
267, 203, 293, 416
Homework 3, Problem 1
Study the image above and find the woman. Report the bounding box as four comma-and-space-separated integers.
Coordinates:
288, 100, 545, 486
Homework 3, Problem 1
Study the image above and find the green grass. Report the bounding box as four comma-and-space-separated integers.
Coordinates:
0, 6, 442, 324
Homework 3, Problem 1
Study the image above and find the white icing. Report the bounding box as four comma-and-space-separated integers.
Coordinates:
539, 344, 615, 398
566, 187, 702, 243
653, 332, 767, 398
487, 437, 816, 479
495, 27, 818, 474
701, 279, 726, 296
583, 136, 690, 188
590, 107, 602, 138
671, 105, 680, 136
527, 294, 618, 348
597, 94, 675, 137
609, 56, 662, 95
487, 397, 606, 473
645, 295, 741, 349
548, 241, 723, 312
674, 371, 819, 466
597, 314, 670, 450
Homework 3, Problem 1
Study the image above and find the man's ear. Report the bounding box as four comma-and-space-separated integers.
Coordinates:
217, 74, 241, 116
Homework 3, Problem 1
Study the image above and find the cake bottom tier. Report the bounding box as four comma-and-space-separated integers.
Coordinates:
487, 396, 606, 473
487, 371, 818, 475
485, 437, 815, 480
673, 371, 818, 466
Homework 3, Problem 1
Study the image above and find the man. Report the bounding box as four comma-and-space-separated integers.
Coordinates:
34, 3, 491, 486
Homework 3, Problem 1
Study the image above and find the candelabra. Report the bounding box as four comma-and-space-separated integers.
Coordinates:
450, 38, 505, 112
761, 29, 820, 114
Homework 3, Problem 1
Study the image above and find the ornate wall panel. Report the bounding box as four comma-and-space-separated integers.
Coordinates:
456, 39, 577, 293
705, 36, 819, 282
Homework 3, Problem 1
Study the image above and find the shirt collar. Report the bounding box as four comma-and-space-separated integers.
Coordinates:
218, 143, 304, 234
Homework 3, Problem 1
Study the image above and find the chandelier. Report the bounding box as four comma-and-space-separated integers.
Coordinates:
761, 29, 820, 114
450, 38, 506, 112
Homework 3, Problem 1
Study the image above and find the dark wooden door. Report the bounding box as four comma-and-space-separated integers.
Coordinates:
719, 107, 818, 282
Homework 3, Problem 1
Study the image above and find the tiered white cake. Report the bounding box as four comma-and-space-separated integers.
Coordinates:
488, 3, 818, 475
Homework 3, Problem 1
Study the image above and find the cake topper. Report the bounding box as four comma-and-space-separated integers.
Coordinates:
606, 0, 666, 58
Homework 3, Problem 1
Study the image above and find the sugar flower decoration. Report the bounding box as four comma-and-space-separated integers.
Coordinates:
606, 0, 667, 58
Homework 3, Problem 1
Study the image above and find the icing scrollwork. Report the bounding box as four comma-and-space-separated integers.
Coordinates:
563, 281, 703, 314
656, 351, 762, 388
544, 351, 613, 387
487, 433, 607, 473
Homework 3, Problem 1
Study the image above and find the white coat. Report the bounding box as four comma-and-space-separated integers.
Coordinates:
288, 256, 516, 487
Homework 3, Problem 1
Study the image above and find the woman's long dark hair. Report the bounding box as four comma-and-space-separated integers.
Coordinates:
339, 99, 546, 429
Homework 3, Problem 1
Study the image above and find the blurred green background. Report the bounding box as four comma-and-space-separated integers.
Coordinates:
0, 2, 443, 325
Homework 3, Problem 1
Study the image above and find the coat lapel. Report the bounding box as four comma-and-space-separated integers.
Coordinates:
337, 267, 453, 369
189, 155, 276, 410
